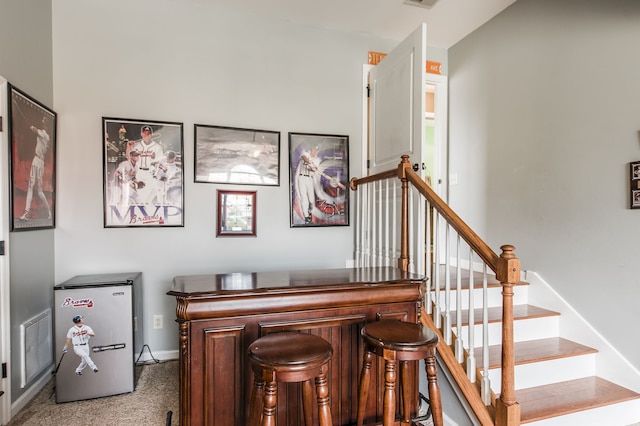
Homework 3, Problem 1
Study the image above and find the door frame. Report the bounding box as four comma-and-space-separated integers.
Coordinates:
361, 64, 374, 175
425, 72, 449, 201
0, 77, 12, 424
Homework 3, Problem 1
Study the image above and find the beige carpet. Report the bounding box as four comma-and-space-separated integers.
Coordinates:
5, 358, 440, 426
7, 360, 178, 426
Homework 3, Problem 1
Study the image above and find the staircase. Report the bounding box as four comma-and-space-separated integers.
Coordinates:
437, 269, 640, 425
351, 156, 640, 425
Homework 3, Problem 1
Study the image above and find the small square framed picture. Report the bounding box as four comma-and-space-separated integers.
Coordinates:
217, 190, 257, 237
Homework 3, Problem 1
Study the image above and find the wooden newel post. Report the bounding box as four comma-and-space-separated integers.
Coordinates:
495, 244, 521, 426
397, 155, 412, 272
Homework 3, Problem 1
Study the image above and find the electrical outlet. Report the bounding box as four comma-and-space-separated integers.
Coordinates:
153, 315, 163, 329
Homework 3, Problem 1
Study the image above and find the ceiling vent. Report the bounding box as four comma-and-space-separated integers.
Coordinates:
403, 0, 439, 9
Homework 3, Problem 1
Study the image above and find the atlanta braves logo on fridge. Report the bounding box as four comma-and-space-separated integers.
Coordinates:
61, 296, 94, 308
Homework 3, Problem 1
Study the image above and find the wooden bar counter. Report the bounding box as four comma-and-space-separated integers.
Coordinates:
168, 267, 426, 426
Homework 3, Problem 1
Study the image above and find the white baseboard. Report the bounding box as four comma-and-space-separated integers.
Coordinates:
11, 367, 53, 418
135, 348, 179, 363
525, 270, 640, 393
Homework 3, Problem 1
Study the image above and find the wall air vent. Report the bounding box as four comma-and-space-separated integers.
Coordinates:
403, 0, 439, 9
20, 309, 52, 388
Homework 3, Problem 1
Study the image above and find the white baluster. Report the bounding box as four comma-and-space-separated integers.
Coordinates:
433, 213, 441, 328
481, 264, 491, 405
455, 235, 464, 362
467, 249, 476, 383
443, 225, 452, 346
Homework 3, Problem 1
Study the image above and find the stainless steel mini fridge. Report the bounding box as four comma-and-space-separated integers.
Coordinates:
53, 272, 143, 403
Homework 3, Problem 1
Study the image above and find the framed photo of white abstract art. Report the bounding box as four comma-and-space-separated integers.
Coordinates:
195, 124, 280, 186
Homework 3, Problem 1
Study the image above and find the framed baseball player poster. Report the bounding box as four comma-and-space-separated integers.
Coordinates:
8, 84, 57, 231
289, 132, 349, 227
102, 117, 184, 227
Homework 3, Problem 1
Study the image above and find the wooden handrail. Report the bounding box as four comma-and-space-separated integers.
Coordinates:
397, 156, 500, 271
350, 155, 521, 426
349, 169, 397, 190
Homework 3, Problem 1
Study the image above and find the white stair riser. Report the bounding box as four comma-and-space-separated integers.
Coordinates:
523, 398, 640, 426
431, 285, 528, 310
434, 269, 640, 424
484, 353, 597, 394
453, 316, 559, 347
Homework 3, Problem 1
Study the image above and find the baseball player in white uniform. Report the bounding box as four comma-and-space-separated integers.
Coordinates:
19, 117, 52, 221
295, 145, 321, 224
132, 125, 163, 204
155, 150, 180, 205
112, 150, 142, 205
63, 315, 98, 375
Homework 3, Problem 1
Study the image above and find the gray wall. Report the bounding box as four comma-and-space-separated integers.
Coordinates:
0, 0, 55, 402
0, 0, 453, 406
50, 0, 401, 356
449, 0, 640, 370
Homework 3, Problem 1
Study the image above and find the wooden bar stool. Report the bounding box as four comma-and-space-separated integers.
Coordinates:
248, 332, 333, 426
356, 320, 443, 426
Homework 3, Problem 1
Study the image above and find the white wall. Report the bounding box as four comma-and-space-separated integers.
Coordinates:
448, 0, 640, 370
51, 0, 399, 353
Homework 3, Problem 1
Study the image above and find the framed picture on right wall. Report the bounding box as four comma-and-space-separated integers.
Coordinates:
288, 132, 349, 227
630, 160, 640, 209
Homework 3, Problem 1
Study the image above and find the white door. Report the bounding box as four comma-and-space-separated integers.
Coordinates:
362, 24, 428, 273
369, 23, 426, 177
